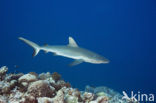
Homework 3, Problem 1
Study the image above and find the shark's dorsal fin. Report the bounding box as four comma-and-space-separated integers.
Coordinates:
68, 37, 78, 47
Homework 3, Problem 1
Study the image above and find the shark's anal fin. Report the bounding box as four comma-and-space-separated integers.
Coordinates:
69, 59, 83, 66
44, 51, 48, 53
68, 37, 78, 47
43, 43, 48, 46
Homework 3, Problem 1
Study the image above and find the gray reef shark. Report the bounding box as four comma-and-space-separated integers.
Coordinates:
19, 37, 109, 66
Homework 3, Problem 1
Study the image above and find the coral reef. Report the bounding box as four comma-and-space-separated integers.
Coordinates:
0, 66, 8, 81
52, 72, 61, 82
0, 66, 129, 103
27, 80, 55, 97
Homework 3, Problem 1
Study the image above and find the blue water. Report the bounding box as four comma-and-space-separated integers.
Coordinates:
0, 0, 156, 94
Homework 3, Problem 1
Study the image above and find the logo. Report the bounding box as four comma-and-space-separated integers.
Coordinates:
122, 91, 155, 102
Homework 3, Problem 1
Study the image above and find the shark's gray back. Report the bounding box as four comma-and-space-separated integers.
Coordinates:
42, 45, 96, 58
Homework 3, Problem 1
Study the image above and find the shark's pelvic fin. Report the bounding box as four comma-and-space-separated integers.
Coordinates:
68, 37, 78, 47
18, 37, 40, 57
69, 59, 83, 66
53, 53, 58, 56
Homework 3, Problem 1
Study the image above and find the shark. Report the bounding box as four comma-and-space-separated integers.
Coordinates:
18, 37, 109, 66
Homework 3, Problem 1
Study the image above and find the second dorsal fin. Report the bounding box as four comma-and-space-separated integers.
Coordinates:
68, 37, 78, 47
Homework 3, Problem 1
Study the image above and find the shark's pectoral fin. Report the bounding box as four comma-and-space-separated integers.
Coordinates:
69, 59, 83, 66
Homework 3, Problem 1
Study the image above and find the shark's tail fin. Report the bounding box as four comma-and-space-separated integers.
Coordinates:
18, 37, 40, 57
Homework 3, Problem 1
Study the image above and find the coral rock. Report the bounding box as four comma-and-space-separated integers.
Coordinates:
21, 82, 28, 87
5, 73, 23, 82
52, 80, 71, 91
39, 72, 51, 80
52, 72, 61, 82
85, 86, 126, 103
65, 95, 78, 103
0, 66, 8, 75
0, 66, 8, 81
0, 96, 7, 103
9, 89, 24, 103
51, 89, 64, 103
27, 80, 55, 98
22, 95, 37, 103
95, 96, 109, 103
0, 80, 17, 94
82, 92, 94, 102
37, 97, 53, 103
18, 73, 37, 83
96, 92, 106, 97
63, 88, 82, 102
